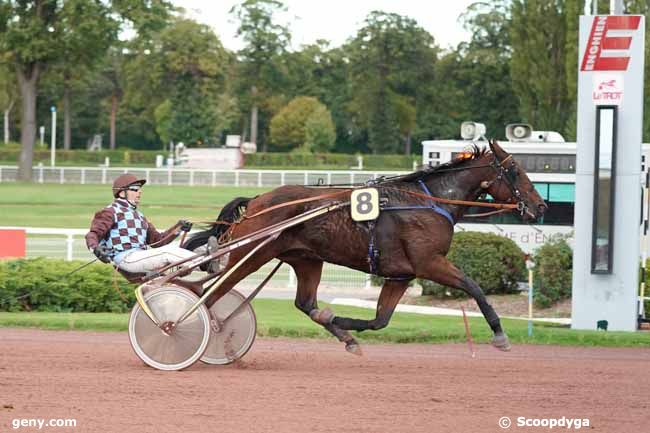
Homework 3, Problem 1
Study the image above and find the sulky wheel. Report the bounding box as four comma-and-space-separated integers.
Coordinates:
201, 289, 257, 365
128, 284, 211, 371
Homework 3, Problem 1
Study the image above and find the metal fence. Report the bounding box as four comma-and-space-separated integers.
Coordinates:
2, 226, 374, 291
0, 165, 408, 188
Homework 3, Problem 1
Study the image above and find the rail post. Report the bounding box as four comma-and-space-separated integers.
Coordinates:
66, 234, 74, 261
526, 256, 535, 337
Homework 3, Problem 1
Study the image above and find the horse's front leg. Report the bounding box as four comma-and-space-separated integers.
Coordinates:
421, 255, 510, 351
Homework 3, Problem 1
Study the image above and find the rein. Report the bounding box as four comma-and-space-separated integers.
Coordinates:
378, 186, 520, 210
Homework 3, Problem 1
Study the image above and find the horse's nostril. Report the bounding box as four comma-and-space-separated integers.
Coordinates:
538, 203, 548, 214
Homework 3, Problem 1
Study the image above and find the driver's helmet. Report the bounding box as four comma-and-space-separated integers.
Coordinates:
112, 174, 147, 198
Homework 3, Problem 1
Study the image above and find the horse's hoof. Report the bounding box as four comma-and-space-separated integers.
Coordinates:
309, 308, 334, 325
345, 342, 363, 356
491, 333, 511, 352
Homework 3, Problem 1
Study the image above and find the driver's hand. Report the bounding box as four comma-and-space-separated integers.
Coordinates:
93, 245, 112, 263
178, 220, 192, 232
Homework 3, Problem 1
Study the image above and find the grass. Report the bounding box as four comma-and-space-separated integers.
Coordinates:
1, 299, 649, 347
0, 183, 271, 228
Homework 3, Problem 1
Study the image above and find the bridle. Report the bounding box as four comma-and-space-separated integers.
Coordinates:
485, 153, 530, 217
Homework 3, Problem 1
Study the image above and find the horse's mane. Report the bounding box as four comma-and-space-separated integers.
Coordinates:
392, 144, 490, 184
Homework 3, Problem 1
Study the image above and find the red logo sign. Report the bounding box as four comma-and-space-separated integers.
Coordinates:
580, 16, 641, 71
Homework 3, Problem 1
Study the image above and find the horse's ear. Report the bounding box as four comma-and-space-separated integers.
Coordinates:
489, 139, 509, 159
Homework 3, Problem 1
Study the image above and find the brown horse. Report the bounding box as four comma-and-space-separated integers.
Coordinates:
186, 140, 547, 354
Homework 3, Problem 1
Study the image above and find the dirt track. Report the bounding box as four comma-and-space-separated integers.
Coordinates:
1, 328, 649, 433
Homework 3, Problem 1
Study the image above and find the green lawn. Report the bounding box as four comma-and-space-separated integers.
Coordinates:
1, 299, 649, 347
0, 183, 271, 228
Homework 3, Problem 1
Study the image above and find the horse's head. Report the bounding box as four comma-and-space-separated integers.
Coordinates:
481, 139, 548, 222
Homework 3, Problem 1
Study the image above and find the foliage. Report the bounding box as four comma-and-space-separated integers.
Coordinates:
532, 237, 573, 308
0, 258, 135, 313
230, 0, 291, 151
0, 148, 159, 164
347, 11, 437, 154
419, 232, 525, 297
0, 0, 173, 179
304, 105, 336, 152
4, 1, 650, 162
243, 152, 418, 170
510, 0, 572, 135
269, 96, 335, 151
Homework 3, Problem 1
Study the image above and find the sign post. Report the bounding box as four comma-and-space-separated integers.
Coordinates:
572, 14, 645, 331
50, 106, 57, 167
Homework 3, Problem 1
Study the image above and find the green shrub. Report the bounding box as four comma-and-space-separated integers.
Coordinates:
532, 237, 573, 308
0, 149, 159, 165
419, 232, 525, 297
0, 258, 135, 312
243, 152, 418, 170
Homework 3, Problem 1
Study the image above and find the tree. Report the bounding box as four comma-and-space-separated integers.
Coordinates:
269, 96, 332, 150
231, 0, 290, 151
282, 41, 357, 152
0, 63, 18, 144
347, 11, 438, 154
304, 105, 336, 152
626, 0, 650, 141
156, 18, 229, 145
510, 0, 571, 134
57, 0, 119, 149
443, 0, 519, 140
0, 0, 172, 180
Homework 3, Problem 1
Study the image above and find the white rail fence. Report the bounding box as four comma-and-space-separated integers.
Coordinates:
1, 226, 375, 291
0, 165, 408, 188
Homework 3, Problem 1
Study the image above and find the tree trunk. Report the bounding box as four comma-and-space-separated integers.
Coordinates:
4, 99, 14, 144
63, 74, 71, 150
404, 132, 411, 155
17, 64, 41, 181
251, 104, 260, 149
250, 85, 260, 150
110, 93, 118, 150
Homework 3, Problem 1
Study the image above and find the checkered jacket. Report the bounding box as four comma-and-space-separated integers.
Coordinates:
85, 199, 178, 254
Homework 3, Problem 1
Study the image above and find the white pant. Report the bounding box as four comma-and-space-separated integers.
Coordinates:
116, 245, 196, 274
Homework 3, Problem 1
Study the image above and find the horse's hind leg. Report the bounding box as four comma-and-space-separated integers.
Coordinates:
421, 255, 510, 351
288, 258, 362, 355
330, 279, 410, 333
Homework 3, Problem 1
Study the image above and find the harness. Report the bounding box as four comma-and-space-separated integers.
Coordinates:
364, 180, 454, 277
363, 152, 531, 277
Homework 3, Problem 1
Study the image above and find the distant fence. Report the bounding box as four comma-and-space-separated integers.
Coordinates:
0, 165, 407, 188
0, 226, 374, 291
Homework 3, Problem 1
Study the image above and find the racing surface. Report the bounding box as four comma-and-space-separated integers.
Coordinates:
1, 328, 648, 432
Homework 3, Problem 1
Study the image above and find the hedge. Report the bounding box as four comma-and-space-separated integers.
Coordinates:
243, 152, 419, 170
531, 237, 573, 308
0, 258, 135, 313
0, 149, 160, 165
418, 232, 526, 297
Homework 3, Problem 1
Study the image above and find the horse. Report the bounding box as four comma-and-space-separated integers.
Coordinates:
185, 139, 547, 354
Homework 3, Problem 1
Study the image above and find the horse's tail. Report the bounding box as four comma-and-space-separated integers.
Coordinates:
183, 196, 253, 251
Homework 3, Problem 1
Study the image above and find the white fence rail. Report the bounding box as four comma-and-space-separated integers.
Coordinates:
0, 226, 374, 290
0, 165, 407, 188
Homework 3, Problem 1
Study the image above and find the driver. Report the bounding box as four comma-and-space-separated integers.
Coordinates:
85, 173, 196, 274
